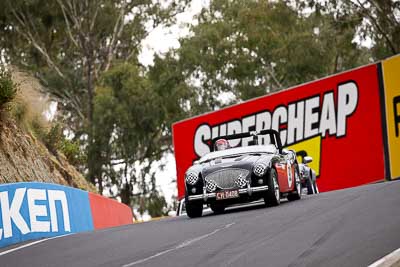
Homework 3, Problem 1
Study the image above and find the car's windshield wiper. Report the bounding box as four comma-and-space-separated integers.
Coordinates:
220, 153, 264, 159
221, 154, 242, 159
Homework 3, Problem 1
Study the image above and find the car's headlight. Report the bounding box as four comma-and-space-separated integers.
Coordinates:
253, 163, 267, 177
206, 180, 217, 192
185, 172, 199, 185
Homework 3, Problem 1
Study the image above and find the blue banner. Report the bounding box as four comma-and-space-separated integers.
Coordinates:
0, 182, 94, 248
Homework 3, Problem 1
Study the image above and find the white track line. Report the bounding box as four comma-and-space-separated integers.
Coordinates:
122, 222, 236, 267
0, 234, 72, 257
369, 247, 400, 267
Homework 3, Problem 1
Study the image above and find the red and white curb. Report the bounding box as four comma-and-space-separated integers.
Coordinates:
369, 248, 400, 267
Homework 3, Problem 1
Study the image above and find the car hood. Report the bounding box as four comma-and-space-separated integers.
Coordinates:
199, 154, 274, 178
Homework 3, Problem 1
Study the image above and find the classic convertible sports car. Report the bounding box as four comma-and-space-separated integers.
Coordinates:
184, 129, 302, 218
299, 157, 319, 195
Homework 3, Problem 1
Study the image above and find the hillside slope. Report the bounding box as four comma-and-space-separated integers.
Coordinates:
0, 69, 95, 192
0, 117, 95, 191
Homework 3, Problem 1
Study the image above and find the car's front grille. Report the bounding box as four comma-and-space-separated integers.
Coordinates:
205, 168, 249, 190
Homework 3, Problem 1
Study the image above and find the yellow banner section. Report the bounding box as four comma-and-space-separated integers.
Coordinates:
287, 135, 321, 176
382, 55, 400, 179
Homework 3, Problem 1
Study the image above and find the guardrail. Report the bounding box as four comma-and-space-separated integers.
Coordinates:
0, 182, 132, 248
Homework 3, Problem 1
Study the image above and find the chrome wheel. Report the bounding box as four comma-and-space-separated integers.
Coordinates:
273, 174, 280, 201
296, 172, 301, 195
313, 182, 319, 194
265, 168, 280, 207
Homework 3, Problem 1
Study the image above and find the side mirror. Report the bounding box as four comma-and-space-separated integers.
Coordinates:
304, 156, 313, 164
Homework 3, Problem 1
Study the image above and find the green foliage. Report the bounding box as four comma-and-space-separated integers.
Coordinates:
0, 0, 188, 136
0, 0, 188, 202
31, 120, 86, 167
146, 192, 168, 218
91, 62, 185, 197
87, 60, 190, 217
304, 0, 400, 59
44, 123, 63, 154
0, 68, 18, 109
40, 123, 85, 166
59, 138, 86, 167
30, 116, 48, 143
10, 99, 28, 124
8, 95, 84, 167
162, 0, 370, 113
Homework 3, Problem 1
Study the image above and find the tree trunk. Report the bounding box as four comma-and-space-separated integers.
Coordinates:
85, 5, 101, 194
120, 161, 131, 205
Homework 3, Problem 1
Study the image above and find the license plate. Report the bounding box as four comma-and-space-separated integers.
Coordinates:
216, 189, 239, 200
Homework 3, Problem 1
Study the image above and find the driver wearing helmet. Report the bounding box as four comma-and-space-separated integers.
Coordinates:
215, 139, 230, 151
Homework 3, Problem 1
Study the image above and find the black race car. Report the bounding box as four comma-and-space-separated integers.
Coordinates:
299, 157, 319, 195
184, 129, 302, 218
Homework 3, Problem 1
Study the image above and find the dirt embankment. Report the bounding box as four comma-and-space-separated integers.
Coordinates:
0, 69, 95, 192
0, 117, 95, 191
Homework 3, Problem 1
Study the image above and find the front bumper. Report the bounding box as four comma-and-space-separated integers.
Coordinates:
187, 185, 269, 202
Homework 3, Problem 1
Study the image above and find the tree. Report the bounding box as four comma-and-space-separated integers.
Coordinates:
92, 61, 190, 205
303, 2, 372, 73
0, 0, 187, 191
160, 0, 369, 114
0, 67, 18, 110
344, 0, 400, 58
146, 191, 168, 218
302, 0, 400, 59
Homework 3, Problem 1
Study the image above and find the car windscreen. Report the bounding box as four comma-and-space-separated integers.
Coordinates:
198, 145, 277, 163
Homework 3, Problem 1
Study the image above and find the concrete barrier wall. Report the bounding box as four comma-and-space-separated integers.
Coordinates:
88, 192, 132, 230
0, 182, 132, 248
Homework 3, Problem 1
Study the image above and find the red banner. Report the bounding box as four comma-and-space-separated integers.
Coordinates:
173, 64, 385, 198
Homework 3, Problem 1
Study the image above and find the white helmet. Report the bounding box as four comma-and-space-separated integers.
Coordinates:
215, 139, 230, 151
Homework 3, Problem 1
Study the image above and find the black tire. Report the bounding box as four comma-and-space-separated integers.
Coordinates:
264, 168, 280, 207
186, 201, 203, 218
305, 169, 315, 195
210, 203, 225, 214
305, 178, 315, 195
287, 165, 301, 201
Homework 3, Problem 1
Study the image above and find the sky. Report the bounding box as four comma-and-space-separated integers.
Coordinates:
138, 0, 209, 66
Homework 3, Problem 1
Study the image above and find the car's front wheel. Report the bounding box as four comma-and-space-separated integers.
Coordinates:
210, 203, 225, 214
264, 168, 280, 207
186, 201, 203, 218
305, 175, 315, 195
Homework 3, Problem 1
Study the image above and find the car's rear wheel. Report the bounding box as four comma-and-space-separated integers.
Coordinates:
305, 171, 315, 195
305, 179, 314, 194
186, 201, 203, 218
265, 168, 280, 207
288, 165, 301, 201
210, 203, 225, 214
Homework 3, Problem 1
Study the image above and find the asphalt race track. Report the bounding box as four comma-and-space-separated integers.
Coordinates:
1, 180, 400, 267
